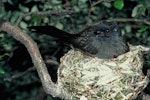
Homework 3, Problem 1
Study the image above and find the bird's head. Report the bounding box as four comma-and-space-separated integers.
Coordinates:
94, 21, 121, 37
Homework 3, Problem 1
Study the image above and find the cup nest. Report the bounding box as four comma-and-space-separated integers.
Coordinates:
57, 45, 150, 100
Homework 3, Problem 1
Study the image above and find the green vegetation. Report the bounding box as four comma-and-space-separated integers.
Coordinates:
0, 0, 150, 99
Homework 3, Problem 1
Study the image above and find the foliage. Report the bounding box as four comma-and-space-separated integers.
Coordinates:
0, 0, 150, 100
114, 0, 124, 10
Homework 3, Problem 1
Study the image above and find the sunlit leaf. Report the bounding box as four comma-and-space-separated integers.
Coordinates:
56, 22, 63, 29
20, 21, 28, 29
131, 4, 146, 17
31, 5, 38, 12
114, 0, 124, 10
102, 2, 111, 8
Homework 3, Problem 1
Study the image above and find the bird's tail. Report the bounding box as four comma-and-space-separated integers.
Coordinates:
28, 26, 76, 42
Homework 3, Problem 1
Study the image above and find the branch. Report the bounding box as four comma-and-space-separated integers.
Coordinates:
16, 10, 75, 25
91, 0, 114, 7
0, 19, 71, 99
107, 18, 150, 25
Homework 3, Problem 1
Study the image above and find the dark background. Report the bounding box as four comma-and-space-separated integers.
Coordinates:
0, 0, 150, 100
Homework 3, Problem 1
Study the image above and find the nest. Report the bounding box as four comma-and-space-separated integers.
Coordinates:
57, 45, 150, 100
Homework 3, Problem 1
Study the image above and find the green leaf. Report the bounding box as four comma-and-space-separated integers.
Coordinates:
0, 67, 5, 74
44, 3, 52, 10
31, 5, 38, 12
114, 0, 124, 10
52, 0, 61, 4
137, 25, 148, 33
131, 4, 145, 17
136, 25, 148, 38
31, 16, 43, 25
7, 0, 13, 5
74, 6, 80, 12
20, 21, 28, 29
10, 11, 20, 23
55, 22, 63, 29
80, 0, 87, 3
19, 4, 29, 12
102, 2, 111, 8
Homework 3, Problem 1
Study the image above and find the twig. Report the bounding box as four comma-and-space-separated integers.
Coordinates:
143, 51, 150, 55
36, 92, 47, 100
16, 10, 75, 25
0, 0, 2, 14
87, 0, 92, 21
91, 0, 114, 7
145, 0, 150, 17
107, 18, 150, 25
0, 19, 71, 99
88, 0, 92, 6
87, 0, 114, 23
46, 59, 60, 66
4, 67, 35, 82
4, 59, 59, 81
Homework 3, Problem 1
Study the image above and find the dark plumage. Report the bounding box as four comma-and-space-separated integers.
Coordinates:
29, 21, 129, 59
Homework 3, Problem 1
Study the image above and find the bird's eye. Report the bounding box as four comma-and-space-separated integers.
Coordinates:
101, 28, 109, 33
106, 29, 109, 33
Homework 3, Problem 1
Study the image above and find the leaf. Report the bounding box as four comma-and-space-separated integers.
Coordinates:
131, 4, 145, 17
44, 3, 52, 10
102, 2, 111, 8
114, 0, 124, 10
7, 0, 13, 5
19, 4, 29, 12
56, 22, 63, 29
0, 67, 5, 74
31, 5, 38, 12
125, 25, 131, 33
31, 16, 43, 25
52, 0, 61, 4
74, 6, 80, 12
19, 21, 28, 29
137, 25, 149, 33
10, 11, 20, 23
80, 0, 87, 3
136, 25, 148, 38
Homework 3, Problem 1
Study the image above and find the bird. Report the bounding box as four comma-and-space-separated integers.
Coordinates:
28, 21, 129, 59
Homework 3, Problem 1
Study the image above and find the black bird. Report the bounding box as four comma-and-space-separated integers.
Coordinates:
29, 21, 129, 59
